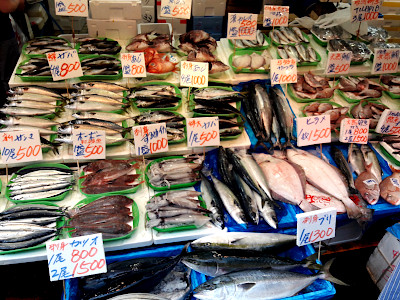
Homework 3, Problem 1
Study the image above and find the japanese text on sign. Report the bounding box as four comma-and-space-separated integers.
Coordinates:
54, 0, 88, 17
133, 123, 168, 156
325, 51, 352, 75
227, 13, 258, 40
376, 109, 400, 135
160, 0, 191, 19
46, 49, 83, 81
351, 0, 382, 23
121, 53, 146, 78
270, 59, 297, 85
372, 48, 400, 74
296, 207, 337, 246
296, 115, 331, 147
187, 117, 220, 147
46, 234, 106, 281
180, 61, 208, 88
72, 130, 106, 160
0, 130, 42, 164
339, 118, 370, 144
263, 5, 289, 27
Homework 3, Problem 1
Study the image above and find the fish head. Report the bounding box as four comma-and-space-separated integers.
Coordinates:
57, 125, 72, 134
362, 188, 380, 204
143, 47, 158, 65
194, 277, 232, 300
386, 192, 400, 206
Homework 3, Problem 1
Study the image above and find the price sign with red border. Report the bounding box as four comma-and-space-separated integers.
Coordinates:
72, 129, 106, 160
187, 117, 220, 147
372, 48, 400, 74
270, 58, 297, 85
160, 0, 191, 19
121, 53, 146, 78
296, 115, 331, 147
339, 118, 370, 144
325, 51, 352, 75
46, 49, 83, 81
263, 5, 289, 27
0, 130, 42, 164
227, 13, 258, 40
54, 0, 88, 17
133, 123, 169, 155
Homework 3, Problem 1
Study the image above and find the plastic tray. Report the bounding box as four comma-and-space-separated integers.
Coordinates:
229, 50, 270, 74
312, 33, 328, 47
336, 89, 382, 103
79, 54, 122, 81
76, 37, 121, 57
381, 80, 400, 99
300, 101, 343, 118
276, 46, 321, 67
228, 34, 271, 51
22, 36, 72, 58
16, 58, 53, 82
287, 83, 334, 103
270, 29, 310, 47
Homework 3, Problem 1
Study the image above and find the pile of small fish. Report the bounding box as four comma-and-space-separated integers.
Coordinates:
360, 26, 388, 43
232, 50, 272, 71
230, 30, 268, 48
277, 44, 318, 63
77, 37, 121, 55
7, 166, 73, 201
311, 25, 351, 42
81, 159, 143, 194
129, 84, 181, 109
303, 102, 348, 130
143, 48, 178, 74
146, 190, 211, 229
126, 31, 172, 53
338, 76, 383, 100
328, 39, 371, 63
381, 75, 400, 95
24, 37, 72, 55
350, 100, 387, 129
269, 27, 309, 45
18, 57, 51, 77
67, 195, 134, 239
80, 56, 121, 76
0, 204, 63, 251
292, 73, 334, 99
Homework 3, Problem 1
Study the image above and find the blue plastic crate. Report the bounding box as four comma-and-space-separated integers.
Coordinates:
192, 16, 224, 34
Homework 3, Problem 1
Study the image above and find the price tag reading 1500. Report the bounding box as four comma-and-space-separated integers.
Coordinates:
270, 58, 297, 86
296, 115, 331, 147
0, 130, 43, 164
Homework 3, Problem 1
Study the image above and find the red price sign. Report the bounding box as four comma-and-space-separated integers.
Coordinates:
227, 13, 258, 40
296, 115, 331, 147
270, 58, 297, 85
0, 130, 42, 164
372, 48, 400, 74
54, 0, 88, 17
187, 117, 220, 147
121, 53, 147, 78
46, 49, 83, 81
160, 0, 191, 19
339, 118, 370, 144
133, 123, 169, 156
263, 5, 289, 27
72, 129, 106, 160
46, 234, 107, 281
376, 109, 400, 135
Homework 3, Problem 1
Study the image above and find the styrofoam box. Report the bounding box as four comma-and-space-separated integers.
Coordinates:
158, 18, 187, 35
138, 22, 172, 35
192, 0, 227, 16
366, 232, 400, 291
90, 0, 142, 20
141, 5, 156, 23
87, 18, 137, 40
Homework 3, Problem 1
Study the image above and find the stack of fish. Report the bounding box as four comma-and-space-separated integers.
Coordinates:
328, 39, 371, 63
303, 102, 349, 130
7, 166, 73, 201
126, 31, 172, 53
24, 37, 72, 55
311, 25, 351, 42
360, 26, 388, 43
128, 84, 181, 109
147, 156, 203, 188
277, 44, 318, 63
80, 56, 121, 76
146, 190, 211, 229
77, 37, 121, 55
351, 100, 387, 129
242, 83, 295, 150
230, 30, 268, 48
381, 75, 400, 95
338, 76, 383, 100
269, 27, 309, 45
67, 195, 134, 239
80, 159, 143, 194
292, 73, 334, 99
142, 48, 178, 74
18, 57, 51, 77
0, 204, 63, 251
231, 51, 272, 71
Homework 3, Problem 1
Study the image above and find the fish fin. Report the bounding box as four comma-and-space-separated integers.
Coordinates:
301, 253, 323, 271
238, 282, 257, 291
321, 258, 349, 286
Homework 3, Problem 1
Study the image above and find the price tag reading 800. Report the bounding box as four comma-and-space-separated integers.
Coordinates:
54, 0, 88, 17
46, 49, 83, 81
339, 118, 370, 144
263, 6, 289, 27
121, 53, 147, 78
270, 58, 297, 85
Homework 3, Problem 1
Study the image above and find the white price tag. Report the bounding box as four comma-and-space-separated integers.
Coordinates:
376, 109, 400, 135
187, 117, 220, 147
263, 5, 289, 27
270, 59, 297, 86
160, 0, 191, 19
0, 130, 42, 164
121, 53, 147, 78
351, 0, 382, 23
46, 49, 83, 81
391, 178, 400, 188
296, 115, 331, 147
325, 51, 352, 75
72, 129, 106, 160
54, 0, 88, 17
339, 118, 370, 144
372, 48, 400, 74
227, 13, 258, 40
180, 61, 208, 88
133, 123, 169, 155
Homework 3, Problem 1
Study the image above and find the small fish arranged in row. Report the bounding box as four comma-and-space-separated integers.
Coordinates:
67, 195, 134, 239
126, 31, 172, 53
351, 100, 387, 129
270, 27, 309, 45
303, 102, 349, 130
129, 84, 181, 109
74, 81, 128, 92
232, 51, 272, 71
81, 159, 143, 194
381, 75, 400, 95
292, 72, 334, 99
231, 30, 268, 48
24, 36, 72, 55
18, 57, 50, 77
277, 43, 318, 63
146, 190, 211, 229
7, 166, 73, 201
77, 37, 121, 55
81, 56, 121, 76
328, 39, 371, 63
311, 25, 351, 42
339, 76, 384, 100
0, 204, 63, 251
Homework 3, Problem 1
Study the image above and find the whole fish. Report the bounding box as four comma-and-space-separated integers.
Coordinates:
65, 101, 127, 112
331, 146, 358, 194
72, 88, 124, 99
380, 169, 400, 205
0, 232, 56, 250
73, 111, 132, 122
360, 144, 382, 182
305, 184, 347, 213
10, 188, 71, 201
0, 107, 54, 116
200, 171, 225, 229
73, 81, 128, 92
67, 118, 125, 131
0, 116, 59, 128
72, 94, 123, 105
254, 84, 273, 145
348, 144, 366, 175
108, 294, 167, 300
233, 171, 259, 225
0, 126, 55, 136
58, 124, 123, 136
6, 100, 58, 110
9, 85, 62, 98
355, 164, 380, 205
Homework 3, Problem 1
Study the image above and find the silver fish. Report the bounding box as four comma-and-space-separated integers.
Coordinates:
0, 107, 54, 116
72, 111, 132, 122
65, 101, 124, 112
360, 144, 382, 183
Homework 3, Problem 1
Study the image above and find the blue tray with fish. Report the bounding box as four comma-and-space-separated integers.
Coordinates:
270, 29, 311, 47
229, 50, 270, 74
16, 58, 53, 82
75, 37, 121, 57
287, 84, 334, 103
276, 46, 321, 67
22, 36, 72, 58
228, 34, 271, 51
79, 55, 122, 81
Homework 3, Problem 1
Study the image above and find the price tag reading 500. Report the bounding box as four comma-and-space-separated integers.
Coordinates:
160, 0, 191, 19
72, 129, 106, 160
0, 130, 43, 164
270, 58, 297, 85
187, 117, 220, 147
54, 0, 88, 17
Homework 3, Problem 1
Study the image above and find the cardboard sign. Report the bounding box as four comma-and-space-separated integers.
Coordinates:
46, 234, 106, 281
270, 59, 297, 85
159, 0, 191, 19
121, 53, 147, 78
372, 48, 400, 74
296, 115, 331, 147
133, 123, 168, 155
376, 109, 400, 135
187, 117, 220, 147
227, 13, 258, 40
46, 49, 83, 81
351, 0, 382, 23
54, 0, 88, 17
263, 5, 289, 27
339, 118, 370, 144
0, 130, 42, 164
325, 51, 352, 75
296, 208, 337, 246
180, 61, 208, 88
72, 129, 106, 160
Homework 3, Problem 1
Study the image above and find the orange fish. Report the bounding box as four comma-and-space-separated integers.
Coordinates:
143, 48, 160, 66
147, 55, 177, 74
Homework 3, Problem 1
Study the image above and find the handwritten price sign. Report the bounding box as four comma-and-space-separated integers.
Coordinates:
339, 118, 370, 144
133, 123, 168, 156
54, 0, 88, 17
160, 0, 191, 19
0, 130, 42, 164
46, 49, 83, 81
227, 13, 258, 40
296, 115, 331, 147
46, 234, 106, 281
372, 48, 400, 74
296, 207, 336, 246
72, 129, 106, 160
263, 6, 289, 27
121, 53, 146, 78
325, 51, 352, 75
187, 117, 220, 147
180, 61, 208, 88
376, 109, 400, 135
351, 0, 382, 23
270, 58, 297, 86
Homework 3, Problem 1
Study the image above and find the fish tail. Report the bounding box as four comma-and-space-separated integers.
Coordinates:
302, 253, 322, 271
255, 140, 271, 153
321, 258, 349, 286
